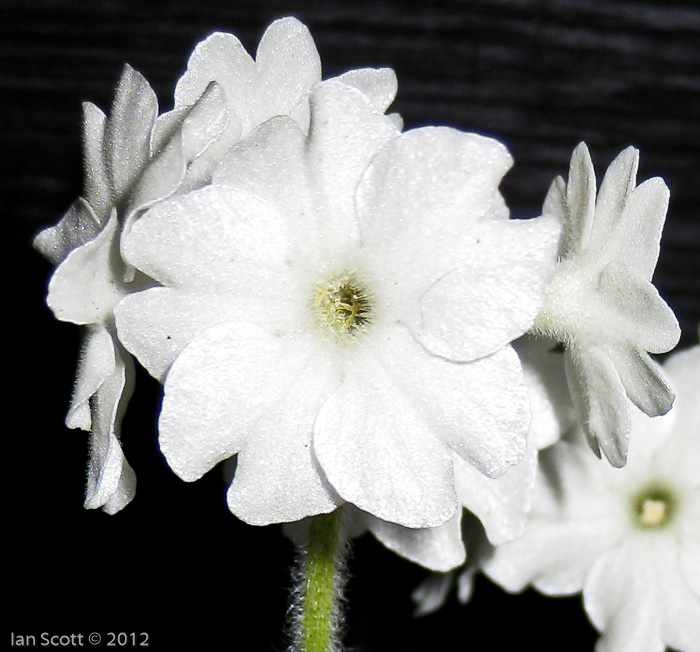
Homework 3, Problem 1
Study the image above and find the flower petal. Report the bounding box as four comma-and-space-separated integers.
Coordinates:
364, 509, 465, 572
453, 443, 538, 546
213, 116, 310, 238
484, 443, 623, 595
84, 341, 136, 513
66, 326, 117, 430
121, 185, 289, 289
583, 539, 665, 652
313, 351, 456, 528
595, 262, 680, 354
604, 345, 674, 417
592, 146, 638, 248
47, 212, 125, 325
160, 321, 340, 523
356, 127, 513, 290
33, 197, 101, 265
333, 67, 398, 113
380, 327, 530, 479
565, 142, 597, 255
565, 344, 631, 466
306, 80, 399, 246
416, 215, 560, 361
104, 64, 158, 202
81, 101, 110, 221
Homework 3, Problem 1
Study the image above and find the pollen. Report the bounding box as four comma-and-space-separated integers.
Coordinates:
313, 273, 372, 338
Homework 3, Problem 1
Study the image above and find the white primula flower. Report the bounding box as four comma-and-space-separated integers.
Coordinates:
33, 64, 228, 513
482, 343, 700, 652
115, 79, 561, 528
534, 142, 681, 466
171, 16, 401, 188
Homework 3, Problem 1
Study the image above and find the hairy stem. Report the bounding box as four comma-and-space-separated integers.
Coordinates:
293, 508, 347, 652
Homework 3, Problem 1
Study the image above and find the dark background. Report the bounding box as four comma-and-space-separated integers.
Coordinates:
4, 1, 699, 650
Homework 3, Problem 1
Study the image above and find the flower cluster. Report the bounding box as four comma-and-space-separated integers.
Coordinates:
36, 17, 694, 651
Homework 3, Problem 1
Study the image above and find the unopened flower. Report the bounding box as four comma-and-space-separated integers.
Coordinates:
115, 79, 560, 527
533, 143, 680, 466
482, 343, 700, 652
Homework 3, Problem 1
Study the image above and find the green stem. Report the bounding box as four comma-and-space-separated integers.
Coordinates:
298, 508, 346, 652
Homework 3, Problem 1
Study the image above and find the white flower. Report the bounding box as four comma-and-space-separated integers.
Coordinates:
115, 79, 561, 528
34, 64, 226, 513
35, 18, 397, 514
170, 16, 401, 188
534, 143, 681, 466
482, 343, 700, 652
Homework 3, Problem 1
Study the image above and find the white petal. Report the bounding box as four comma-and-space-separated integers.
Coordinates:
583, 539, 665, 652
412, 574, 454, 616
160, 322, 340, 523
484, 443, 623, 595
306, 81, 399, 246
416, 215, 560, 361
592, 146, 638, 248
565, 345, 631, 466
364, 509, 465, 572
514, 335, 574, 449
453, 443, 537, 546
66, 326, 117, 430
313, 350, 456, 528
213, 116, 311, 238
380, 328, 530, 479
604, 345, 674, 417
81, 101, 110, 221
606, 177, 669, 281
115, 288, 231, 382
595, 262, 680, 354
332, 67, 398, 113
104, 64, 158, 202
84, 342, 136, 512
47, 212, 125, 325
565, 142, 597, 254
252, 17, 321, 132
356, 127, 513, 290
33, 197, 101, 265
121, 185, 289, 289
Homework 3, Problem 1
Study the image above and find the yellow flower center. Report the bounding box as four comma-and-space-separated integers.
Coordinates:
313, 273, 372, 339
631, 484, 676, 529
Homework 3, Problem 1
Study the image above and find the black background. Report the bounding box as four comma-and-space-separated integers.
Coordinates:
4, 1, 699, 650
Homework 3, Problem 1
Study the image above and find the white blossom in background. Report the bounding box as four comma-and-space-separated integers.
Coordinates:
171, 16, 401, 189
533, 143, 680, 466
33, 65, 227, 513
480, 343, 700, 652
115, 78, 561, 528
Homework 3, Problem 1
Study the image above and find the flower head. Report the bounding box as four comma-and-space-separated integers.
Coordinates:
115, 79, 560, 528
534, 143, 680, 466
481, 342, 700, 652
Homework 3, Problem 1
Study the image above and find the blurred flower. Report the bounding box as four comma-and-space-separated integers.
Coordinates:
115, 79, 561, 527
533, 143, 680, 466
482, 343, 700, 652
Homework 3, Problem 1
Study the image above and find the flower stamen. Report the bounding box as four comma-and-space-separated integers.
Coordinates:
313, 274, 372, 338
